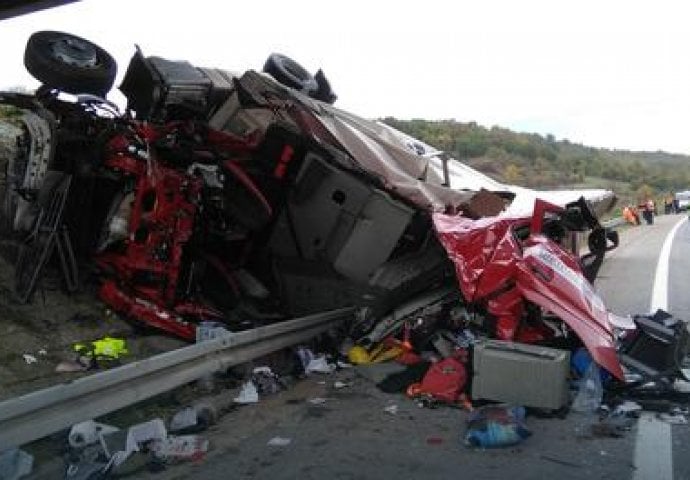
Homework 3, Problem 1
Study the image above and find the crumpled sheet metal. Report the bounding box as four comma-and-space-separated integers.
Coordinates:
231, 72, 481, 212
313, 104, 477, 212
431, 214, 519, 302
432, 212, 624, 380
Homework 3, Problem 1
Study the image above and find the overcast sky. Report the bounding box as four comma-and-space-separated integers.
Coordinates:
1, 0, 690, 154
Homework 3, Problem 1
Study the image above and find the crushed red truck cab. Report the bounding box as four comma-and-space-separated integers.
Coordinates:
434, 199, 625, 380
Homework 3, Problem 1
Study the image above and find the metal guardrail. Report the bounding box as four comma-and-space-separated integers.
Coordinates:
0, 217, 629, 450
0, 307, 354, 450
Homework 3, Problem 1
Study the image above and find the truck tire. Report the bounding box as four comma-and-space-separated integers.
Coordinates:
263, 53, 318, 94
24, 31, 117, 97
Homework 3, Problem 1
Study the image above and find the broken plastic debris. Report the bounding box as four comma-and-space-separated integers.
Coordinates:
305, 356, 336, 374
169, 403, 215, 434
38, 349, 47, 356
68, 420, 120, 449
308, 397, 328, 405
169, 407, 198, 433
102, 418, 167, 468
266, 437, 292, 447
233, 381, 259, 404
196, 321, 231, 343
127, 419, 167, 450
152, 435, 209, 462
333, 381, 351, 389
384, 405, 399, 415
607, 313, 636, 330
22, 354, 37, 365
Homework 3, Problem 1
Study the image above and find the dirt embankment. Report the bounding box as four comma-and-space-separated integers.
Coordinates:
0, 247, 188, 401
0, 120, 186, 402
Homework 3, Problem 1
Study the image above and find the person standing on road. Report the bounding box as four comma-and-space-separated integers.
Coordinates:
642, 198, 655, 225
622, 204, 640, 225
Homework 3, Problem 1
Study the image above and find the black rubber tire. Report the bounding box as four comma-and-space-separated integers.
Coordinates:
263, 53, 318, 93
587, 227, 607, 254
24, 31, 117, 97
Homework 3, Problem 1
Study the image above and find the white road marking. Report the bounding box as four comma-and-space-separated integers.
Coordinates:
650, 217, 686, 312
633, 414, 673, 480
633, 216, 685, 480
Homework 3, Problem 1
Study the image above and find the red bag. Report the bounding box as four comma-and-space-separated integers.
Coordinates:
407, 357, 467, 403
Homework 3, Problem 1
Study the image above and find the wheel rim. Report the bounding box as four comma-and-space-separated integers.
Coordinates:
50, 36, 98, 68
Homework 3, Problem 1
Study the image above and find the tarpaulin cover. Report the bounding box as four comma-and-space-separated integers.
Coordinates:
218, 71, 616, 219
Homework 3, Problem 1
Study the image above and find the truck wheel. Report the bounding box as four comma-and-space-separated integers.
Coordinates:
24, 31, 117, 97
263, 53, 318, 94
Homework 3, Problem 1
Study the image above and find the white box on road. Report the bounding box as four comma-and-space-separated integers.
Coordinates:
472, 340, 570, 410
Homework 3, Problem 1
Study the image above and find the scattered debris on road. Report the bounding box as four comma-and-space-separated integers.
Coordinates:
0, 28, 689, 476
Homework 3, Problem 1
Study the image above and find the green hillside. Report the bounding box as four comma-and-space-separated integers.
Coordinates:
381, 117, 690, 206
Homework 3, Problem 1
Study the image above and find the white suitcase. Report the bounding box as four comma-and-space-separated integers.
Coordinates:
472, 340, 571, 410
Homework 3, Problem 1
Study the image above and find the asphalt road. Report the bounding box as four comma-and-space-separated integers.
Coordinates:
24, 213, 685, 480
596, 213, 690, 480
102, 212, 688, 480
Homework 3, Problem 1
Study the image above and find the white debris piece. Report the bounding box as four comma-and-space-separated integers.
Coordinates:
22, 354, 37, 365
68, 420, 120, 448
252, 366, 274, 375
233, 381, 259, 404
152, 434, 209, 461
384, 404, 399, 415
305, 356, 336, 374
102, 418, 167, 468
196, 321, 231, 342
169, 407, 198, 432
267, 437, 292, 447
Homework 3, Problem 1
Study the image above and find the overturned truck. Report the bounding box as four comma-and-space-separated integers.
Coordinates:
0, 31, 686, 387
